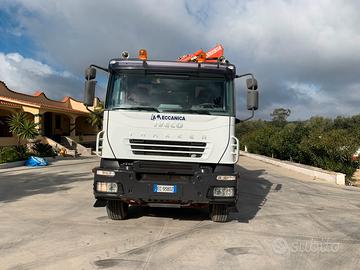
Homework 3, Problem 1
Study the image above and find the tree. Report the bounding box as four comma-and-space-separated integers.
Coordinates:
306, 116, 332, 132
298, 129, 359, 177
87, 101, 104, 130
7, 112, 38, 160
236, 113, 360, 180
240, 125, 278, 156
270, 108, 291, 125
269, 123, 308, 161
236, 119, 267, 139
8, 112, 38, 145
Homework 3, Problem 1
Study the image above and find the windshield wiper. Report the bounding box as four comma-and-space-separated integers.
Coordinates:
112, 106, 160, 112
166, 109, 211, 115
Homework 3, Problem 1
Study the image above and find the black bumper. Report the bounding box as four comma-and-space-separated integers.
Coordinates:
93, 161, 238, 206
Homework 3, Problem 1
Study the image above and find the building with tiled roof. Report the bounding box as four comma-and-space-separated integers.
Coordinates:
0, 81, 98, 146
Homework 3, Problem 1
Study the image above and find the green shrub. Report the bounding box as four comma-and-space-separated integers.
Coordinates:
0, 147, 17, 163
0, 146, 30, 163
14, 145, 29, 160
298, 129, 359, 177
240, 125, 279, 157
237, 114, 360, 179
32, 143, 56, 157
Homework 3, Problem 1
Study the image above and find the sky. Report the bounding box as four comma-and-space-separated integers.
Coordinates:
0, 0, 359, 120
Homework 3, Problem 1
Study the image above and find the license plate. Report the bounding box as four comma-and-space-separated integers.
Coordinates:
153, 184, 177, 193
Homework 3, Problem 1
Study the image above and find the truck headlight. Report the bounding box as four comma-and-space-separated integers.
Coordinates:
213, 187, 235, 197
216, 175, 237, 181
96, 170, 115, 177
96, 182, 118, 193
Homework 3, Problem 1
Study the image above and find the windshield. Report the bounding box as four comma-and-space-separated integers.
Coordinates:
106, 73, 234, 116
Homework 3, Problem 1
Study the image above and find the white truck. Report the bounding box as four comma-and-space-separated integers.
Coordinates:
84, 46, 259, 222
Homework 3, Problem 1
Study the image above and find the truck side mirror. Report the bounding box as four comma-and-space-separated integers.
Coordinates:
84, 80, 96, 106
235, 73, 259, 121
85, 67, 96, 80
246, 78, 258, 90
247, 90, 259, 110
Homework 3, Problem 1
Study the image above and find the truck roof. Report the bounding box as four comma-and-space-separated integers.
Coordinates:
108, 59, 236, 79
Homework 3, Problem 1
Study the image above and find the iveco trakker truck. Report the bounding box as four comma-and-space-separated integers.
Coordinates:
84, 45, 259, 222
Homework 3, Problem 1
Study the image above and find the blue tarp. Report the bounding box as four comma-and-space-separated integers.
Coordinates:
25, 156, 48, 167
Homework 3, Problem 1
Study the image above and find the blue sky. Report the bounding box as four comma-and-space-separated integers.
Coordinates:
0, 0, 360, 120
0, 8, 34, 56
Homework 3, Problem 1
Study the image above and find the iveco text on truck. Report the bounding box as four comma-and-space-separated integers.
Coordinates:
84, 45, 259, 222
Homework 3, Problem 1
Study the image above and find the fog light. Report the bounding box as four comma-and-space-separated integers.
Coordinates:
216, 175, 236, 181
213, 187, 234, 197
96, 182, 118, 193
96, 170, 115, 177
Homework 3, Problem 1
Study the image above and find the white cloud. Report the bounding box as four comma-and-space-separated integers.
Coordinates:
0, 52, 83, 99
5, 52, 53, 76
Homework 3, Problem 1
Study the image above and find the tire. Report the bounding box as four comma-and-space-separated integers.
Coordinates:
209, 204, 228, 222
106, 200, 128, 220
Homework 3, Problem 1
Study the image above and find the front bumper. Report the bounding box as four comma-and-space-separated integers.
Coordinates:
93, 167, 238, 206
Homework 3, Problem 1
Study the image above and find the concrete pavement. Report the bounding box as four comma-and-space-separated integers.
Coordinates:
0, 156, 359, 269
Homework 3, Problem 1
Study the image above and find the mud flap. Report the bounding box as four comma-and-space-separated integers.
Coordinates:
93, 199, 107, 207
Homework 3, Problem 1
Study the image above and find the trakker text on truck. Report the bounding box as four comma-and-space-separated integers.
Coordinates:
84, 45, 259, 222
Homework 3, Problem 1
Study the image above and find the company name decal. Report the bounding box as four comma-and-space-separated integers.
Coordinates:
151, 114, 186, 121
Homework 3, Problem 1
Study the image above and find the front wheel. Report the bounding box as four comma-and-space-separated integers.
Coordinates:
106, 200, 128, 220
209, 204, 228, 222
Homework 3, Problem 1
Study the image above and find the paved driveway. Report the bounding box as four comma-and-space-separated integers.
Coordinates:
0, 156, 359, 269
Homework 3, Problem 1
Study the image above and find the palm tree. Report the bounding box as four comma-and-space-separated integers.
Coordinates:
8, 112, 39, 146
87, 101, 104, 130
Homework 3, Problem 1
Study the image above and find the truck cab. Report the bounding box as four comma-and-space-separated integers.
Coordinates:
84, 48, 258, 222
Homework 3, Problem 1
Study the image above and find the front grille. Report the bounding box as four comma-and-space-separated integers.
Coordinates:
129, 139, 207, 158
133, 160, 199, 174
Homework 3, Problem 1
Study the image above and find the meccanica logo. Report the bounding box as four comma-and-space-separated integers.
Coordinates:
151, 114, 186, 121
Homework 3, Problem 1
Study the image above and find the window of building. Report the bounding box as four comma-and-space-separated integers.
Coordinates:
0, 116, 12, 137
